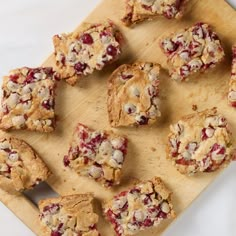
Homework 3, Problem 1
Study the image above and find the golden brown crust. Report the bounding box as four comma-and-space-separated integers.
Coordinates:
107, 62, 161, 127
39, 194, 99, 236
167, 108, 233, 175
0, 135, 51, 193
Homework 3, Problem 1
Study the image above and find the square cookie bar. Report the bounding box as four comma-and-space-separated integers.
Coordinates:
160, 23, 225, 81
0, 136, 51, 192
53, 21, 123, 85
103, 177, 175, 236
39, 194, 99, 236
107, 62, 161, 127
64, 123, 128, 188
122, 0, 188, 26
228, 45, 236, 107
167, 108, 233, 175
0, 67, 58, 132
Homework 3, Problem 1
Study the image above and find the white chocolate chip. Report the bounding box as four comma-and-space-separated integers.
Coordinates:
8, 152, 19, 162
161, 201, 170, 214
205, 127, 215, 138
188, 58, 203, 71
6, 93, 19, 108
0, 140, 10, 150
113, 197, 127, 211
124, 103, 136, 114
99, 140, 112, 156
127, 223, 139, 231
130, 86, 140, 97
88, 165, 102, 179
34, 72, 44, 81
22, 83, 35, 94
112, 150, 124, 165
180, 51, 190, 61
140, 0, 155, 6
133, 210, 145, 222
7, 81, 19, 91
182, 151, 191, 160
12, 115, 26, 127
228, 91, 236, 101
111, 138, 124, 149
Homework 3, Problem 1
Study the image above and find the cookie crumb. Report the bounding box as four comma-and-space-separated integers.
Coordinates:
192, 104, 198, 111
151, 147, 156, 152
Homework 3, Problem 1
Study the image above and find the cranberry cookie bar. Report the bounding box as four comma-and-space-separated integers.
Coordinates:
53, 21, 123, 85
0, 136, 51, 192
103, 177, 175, 236
167, 108, 233, 175
160, 23, 225, 81
0, 67, 58, 132
122, 0, 188, 26
64, 123, 128, 187
39, 194, 99, 236
228, 45, 236, 107
108, 62, 161, 127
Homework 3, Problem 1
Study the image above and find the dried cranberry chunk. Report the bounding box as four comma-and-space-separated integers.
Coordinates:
106, 45, 118, 57
42, 100, 53, 110
74, 62, 87, 74
9, 74, 19, 82
63, 155, 70, 167
81, 33, 94, 45
51, 231, 61, 236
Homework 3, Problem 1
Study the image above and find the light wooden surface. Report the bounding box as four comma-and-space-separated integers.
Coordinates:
0, 0, 236, 235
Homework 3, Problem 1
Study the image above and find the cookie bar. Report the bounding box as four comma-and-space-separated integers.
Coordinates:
160, 23, 225, 81
39, 194, 99, 236
53, 21, 123, 85
122, 0, 188, 26
103, 177, 175, 236
0, 67, 58, 132
64, 123, 128, 187
167, 108, 233, 175
0, 136, 51, 192
107, 62, 161, 127
228, 45, 236, 107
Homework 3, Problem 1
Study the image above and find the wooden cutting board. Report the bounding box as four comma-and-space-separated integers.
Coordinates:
0, 0, 236, 235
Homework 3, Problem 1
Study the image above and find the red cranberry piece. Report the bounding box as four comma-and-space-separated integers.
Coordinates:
175, 158, 195, 165
106, 45, 118, 57
81, 33, 94, 44
43, 67, 54, 76
9, 74, 19, 82
63, 155, 70, 167
74, 62, 87, 74
84, 157, 90, 165
158, 211, 167, 218
51, 231, 61, 236
42, 100, 53, 110
43, 203, 60, 213
231, 102, 236, 108
121, 74, 133, 80
117, 191, 128, 198
142, 218, 153, 227
25, 70, 35, 83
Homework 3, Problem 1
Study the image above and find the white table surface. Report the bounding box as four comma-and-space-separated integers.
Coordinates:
0, 0, 236, 235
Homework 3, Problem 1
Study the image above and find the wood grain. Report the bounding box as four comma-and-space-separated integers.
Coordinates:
0, 0, 236, 235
